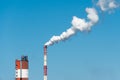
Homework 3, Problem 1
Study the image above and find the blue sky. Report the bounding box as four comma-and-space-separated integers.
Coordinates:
0, 0, 120, 80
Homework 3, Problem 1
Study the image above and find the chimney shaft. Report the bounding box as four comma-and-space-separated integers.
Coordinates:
44, 46, 47, 80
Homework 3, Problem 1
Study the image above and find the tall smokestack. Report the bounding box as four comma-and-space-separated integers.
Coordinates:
44, 46, 47, 80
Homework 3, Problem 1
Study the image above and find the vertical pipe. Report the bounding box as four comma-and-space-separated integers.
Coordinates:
44, 46, 47, 80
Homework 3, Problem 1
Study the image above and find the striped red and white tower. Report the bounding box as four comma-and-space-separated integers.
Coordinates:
44, 46, 47, 80
15, 56, 29, 80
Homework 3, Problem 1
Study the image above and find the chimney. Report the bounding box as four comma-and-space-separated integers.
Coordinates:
44, 46, 47, 80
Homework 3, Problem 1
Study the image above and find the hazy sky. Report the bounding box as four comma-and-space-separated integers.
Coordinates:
0, 0, 120, 80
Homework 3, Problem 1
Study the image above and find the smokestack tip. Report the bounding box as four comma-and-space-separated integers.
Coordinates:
44, 45, 47, 48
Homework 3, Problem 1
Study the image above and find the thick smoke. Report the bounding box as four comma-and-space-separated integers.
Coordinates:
45, 8, 99, 46
44, 0, 119, 46
97, 0, 119, 11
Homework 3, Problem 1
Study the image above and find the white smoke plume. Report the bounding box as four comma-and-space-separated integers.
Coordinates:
44, 0, 119, 46
97, 0, 119, 11
45, 8, 99, 46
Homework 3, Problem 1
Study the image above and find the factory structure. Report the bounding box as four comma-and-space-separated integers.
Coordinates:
15, 46, 47, 80
15, 56, 29, 80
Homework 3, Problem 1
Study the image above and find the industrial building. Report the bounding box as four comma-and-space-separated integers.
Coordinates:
15, 56, 29, 80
